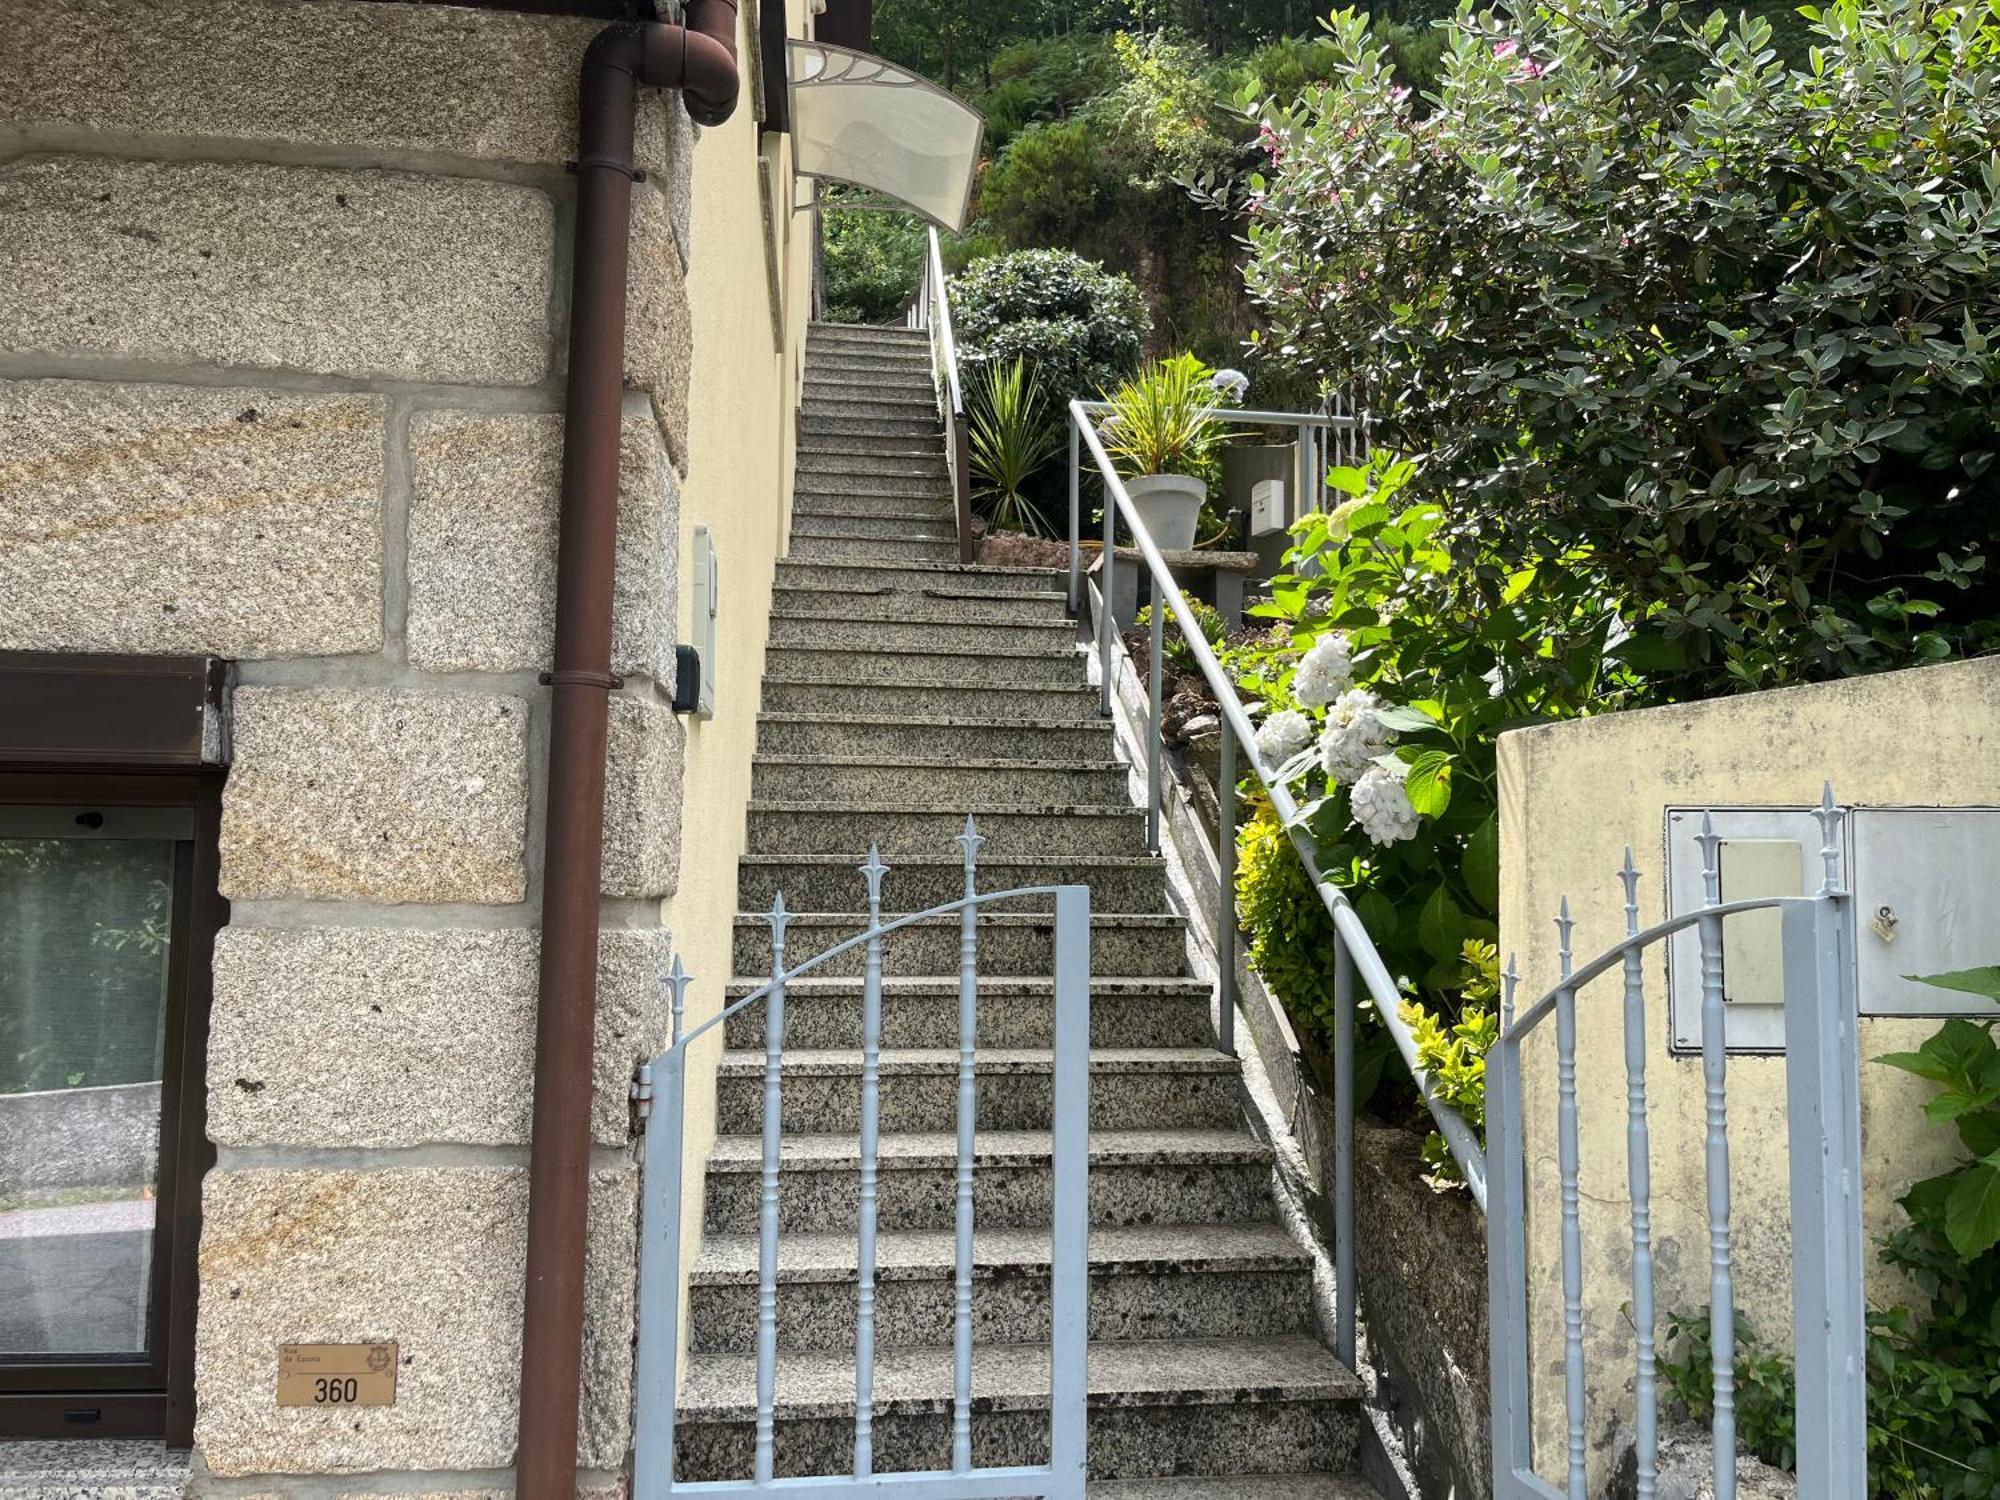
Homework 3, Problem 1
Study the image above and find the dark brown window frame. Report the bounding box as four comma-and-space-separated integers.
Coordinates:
0, 655, 226, 1445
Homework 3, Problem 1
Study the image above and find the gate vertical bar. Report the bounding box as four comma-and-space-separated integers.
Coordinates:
755, 895, 791, 1485
1696, 816, 1737, 1500
1784, 790, 1866, 1499
1068, 419, 1082, 618
1620, 854, 1659, 1499
952, 818, 984, 1474
1048, 883, 1092, 1499
853, 846, 890, 1478
1333, 935, 1357, 1368
633, 1047, 688, 1498
1554, 902, 1587, 1500
1217, 723, 1237, 1058
1146, 597, 1163, 854
1487, 960, 1536, 1495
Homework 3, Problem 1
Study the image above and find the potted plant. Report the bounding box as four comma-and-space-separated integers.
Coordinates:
1100, 354, 1223, 551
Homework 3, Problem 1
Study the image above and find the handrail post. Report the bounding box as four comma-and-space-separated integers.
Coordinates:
1099, 480, 1114, 719
1217, 723, 1237, 1058
1068, 416, 1081, 618
1146, 595, 1163, 855
1333, 934, 1356, 1368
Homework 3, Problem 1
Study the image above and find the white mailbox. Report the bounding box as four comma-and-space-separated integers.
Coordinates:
1665, 804, 2000, 1053
1250, 478, 1288, 538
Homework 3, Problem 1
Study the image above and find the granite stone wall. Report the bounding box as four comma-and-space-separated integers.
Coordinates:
0, 2, 697, 1489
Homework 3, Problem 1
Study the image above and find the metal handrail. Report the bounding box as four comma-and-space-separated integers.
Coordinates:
908, 227, 976, 564
1067, 400, 1488, 1264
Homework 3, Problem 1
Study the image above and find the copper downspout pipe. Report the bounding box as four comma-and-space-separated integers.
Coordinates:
519, 10, 739, 1498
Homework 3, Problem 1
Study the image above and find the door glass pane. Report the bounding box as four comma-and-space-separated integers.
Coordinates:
0, 836, 176, 1359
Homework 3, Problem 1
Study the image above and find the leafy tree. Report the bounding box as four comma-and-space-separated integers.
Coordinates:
819, 208, 930, 325
1241, 0, 2000, 696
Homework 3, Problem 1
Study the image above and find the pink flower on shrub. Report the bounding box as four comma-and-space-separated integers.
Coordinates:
1515, 58, 1545, 80
1493, 38, 1519, 59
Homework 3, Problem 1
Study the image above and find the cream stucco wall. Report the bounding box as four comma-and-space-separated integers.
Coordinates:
659, 0, 815, 1283
1497, 655, 2000, 1489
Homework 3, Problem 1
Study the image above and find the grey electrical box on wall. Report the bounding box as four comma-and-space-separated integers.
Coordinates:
1665, 803, 2000, 1054
691, 525, 717, 720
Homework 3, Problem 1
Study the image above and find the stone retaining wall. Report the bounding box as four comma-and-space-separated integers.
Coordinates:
0, 1, 699, 1488
0, 1082, 163, 1196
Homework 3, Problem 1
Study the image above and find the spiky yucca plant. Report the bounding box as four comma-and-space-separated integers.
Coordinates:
969, 358, 1061, 537
1100, 353, 1222, 483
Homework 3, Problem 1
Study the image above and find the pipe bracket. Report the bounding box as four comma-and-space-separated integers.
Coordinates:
567, 156, 648, 182
540, 669, 626, 690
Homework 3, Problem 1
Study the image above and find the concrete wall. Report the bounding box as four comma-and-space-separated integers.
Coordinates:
0, 0, 806, 1488
1497, 656, 2000, 1491
0, 1082, 163, 1196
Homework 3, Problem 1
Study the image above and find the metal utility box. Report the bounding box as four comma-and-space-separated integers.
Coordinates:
1665, 804, 2000, 1053
1250, 479, 1288, 538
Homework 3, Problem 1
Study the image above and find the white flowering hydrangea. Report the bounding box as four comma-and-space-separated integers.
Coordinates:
1318, 688, 1397, 783
1351, 759, 1421, 847
1293, 631, 1353, 709
1254, 709, 1314, 772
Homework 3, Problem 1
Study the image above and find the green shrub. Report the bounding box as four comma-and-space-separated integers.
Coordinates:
1401, 941, 1499, 1181
1241, 0, 2000, 696
951, 248, 1149, 402
1133, 596, 1226, 677
820, 208, 930, 326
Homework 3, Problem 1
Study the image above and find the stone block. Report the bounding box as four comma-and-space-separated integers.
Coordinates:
194, 1165, 635, 1475
0, 156, 552, 385
602, 692, 684, 899
220, 688, 528, 904
0, 380, 382, 658
208, 925, 669, 1149
406, 409, 677, 676
627, 184, 693, 472
0, 0, 675, 179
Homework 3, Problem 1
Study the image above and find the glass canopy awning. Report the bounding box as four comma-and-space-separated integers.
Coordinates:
786, 40, 985, 233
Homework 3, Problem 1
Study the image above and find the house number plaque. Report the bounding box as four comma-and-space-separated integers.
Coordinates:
276, 1342, 398, 1407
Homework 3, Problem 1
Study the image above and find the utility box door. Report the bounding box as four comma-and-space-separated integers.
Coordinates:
1852, 808, 2000, 1018
1250, 479, 1287, 538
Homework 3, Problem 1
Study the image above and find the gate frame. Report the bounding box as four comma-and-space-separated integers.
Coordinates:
632, 877, 1093, 1500
1487, 791, 1867, 1500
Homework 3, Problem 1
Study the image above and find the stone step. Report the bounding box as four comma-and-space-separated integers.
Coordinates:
752, 756, 1127, 806
808, 321, 931, 345
737, 853, 1167, 912
670, 1335, 1359, 1482
806, 372, 937, 399
774, 559, 1061, 597
700, 1128, 1273, 1234
746, 804, 1145, 858
762, 645, 1078, 690
801, 410, 943, 440
687, 1222, 1310, 1354
731, 911, 1186, 981
772, 581, 1068, 623
712, 1046, 1239, 1135
720, 976, 1215, 1050
784, 511, 963, 543
767, 611, 1074, 654
759, 679, 1103, 723
755, 712, 1114, 763
798, 435, 943, 462
795, 469, 952, 499
1091, 1479, 1384, 1500
789, 533, 962, 564
808, 349, 936, 375
791, 496, 959, 525
797, 448, 949, 478
806, 393, 943, 423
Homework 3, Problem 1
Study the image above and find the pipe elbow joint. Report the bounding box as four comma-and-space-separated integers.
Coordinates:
677, 30, 741, 127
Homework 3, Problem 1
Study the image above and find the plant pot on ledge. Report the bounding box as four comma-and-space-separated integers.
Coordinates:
1124, 472, 1206, 551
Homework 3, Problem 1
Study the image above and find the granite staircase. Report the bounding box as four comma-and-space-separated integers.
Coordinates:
672, 321, 1377, 1499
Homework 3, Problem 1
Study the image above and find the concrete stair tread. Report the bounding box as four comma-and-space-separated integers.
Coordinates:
748, 801, 1140, 819
675, 1335, 1360, 1420
735, 909, 1180, 926
725, 975, 1209, 998
1089, 1479, 1383, 1499
781, 559, 1061, 582
773, 583, 1069, 603
752, 755, 1124, 774
705, 1127, 1268, 1173
769, 641, 1079, 664
762, 679, 1094, 698
715, 1046, 1236, 1078
771, 608, 1071, 633
690, 1221, 1308, 1284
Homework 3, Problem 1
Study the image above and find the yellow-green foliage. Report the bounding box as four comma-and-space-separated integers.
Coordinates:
1400, 940, 1501, 1182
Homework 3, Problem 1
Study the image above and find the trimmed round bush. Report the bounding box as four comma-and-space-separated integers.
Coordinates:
950, 249, 1149, 404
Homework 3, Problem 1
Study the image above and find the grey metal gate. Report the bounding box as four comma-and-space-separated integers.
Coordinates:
1487, 788, 1868, 1500
632, 824, 1092, 1498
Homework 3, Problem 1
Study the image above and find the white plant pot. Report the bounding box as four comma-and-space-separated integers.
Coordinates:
1125, 473, 1206, 552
